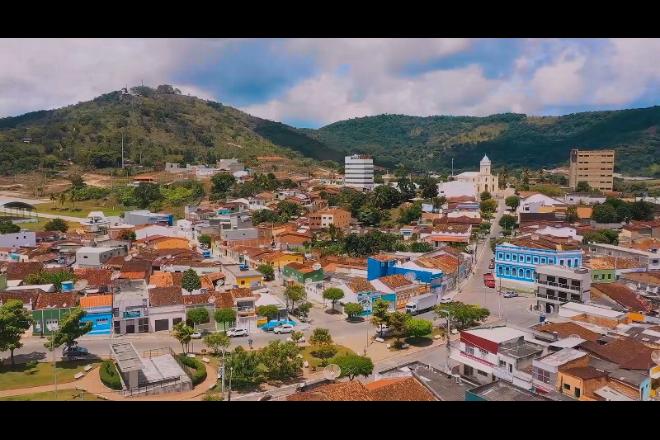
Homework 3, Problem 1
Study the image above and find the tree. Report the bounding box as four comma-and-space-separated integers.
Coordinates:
44, 218, 69, 232
181, 268, 201, 293
334, 354, 374, 380
44, 308, 92, 352
499, 214, 517, 231
204, 332, 230, 356
434, 302, 490, 330
0, 220, 20, 234
388, 312, 411, 348
505, 195, 520, 211
214, 308, 236, 331
284, 285, 306, 312
480, 191, 492, 201
211, 173, 236, 196
228, 346, 266, 388
290, 331, 304, 345
405, 318, 433, 340
69, 173, 85, 190
480, 198, 497, 214
256, 305, 279, 321
592, 203, 618, 223
59, 192, 66, 207
344, 302, 364, 320
310, 328, 336, 366
397, 177, 416, 200
356, 205, 384, 226
119, 230, 136, 241
257, 264, 275, 281
322, 287, 344, 312
371, 185, 401, 209
187, 307, 210, 328
566, 205, 579, 223
576, 181, 591, 193
0, 300, 34, 366
276, 200, 304, 220
371, 298, 390, 337
133, 182, 163, 209
398, 203, 422, 225
251, 209, 280, 225
172, 322, 194, 354
418, 177, 438, 199
25, 270, 76, 292
432, 196, 447, 210
630, 200, 654, 221
259, 340, 302, 381
409, 241, 433, 253
198, 234, 212, 247
296, 301, 312, 318
310, 328, 333, 346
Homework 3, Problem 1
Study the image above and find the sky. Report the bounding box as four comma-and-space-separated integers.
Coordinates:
0, 38, 659, 128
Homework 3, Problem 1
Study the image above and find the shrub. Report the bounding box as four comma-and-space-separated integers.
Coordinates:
177, 354, 207, 385
100, 360, 123, 390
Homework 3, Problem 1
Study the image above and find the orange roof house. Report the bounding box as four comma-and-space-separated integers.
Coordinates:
79, 295, 113, 308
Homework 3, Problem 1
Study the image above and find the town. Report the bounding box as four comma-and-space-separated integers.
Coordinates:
0, 147, 658, 402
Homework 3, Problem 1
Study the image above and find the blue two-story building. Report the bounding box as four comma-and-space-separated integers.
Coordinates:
494, 236, 583, 287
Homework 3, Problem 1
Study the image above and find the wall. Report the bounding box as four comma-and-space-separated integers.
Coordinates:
0, 231, 36, 248
32, 308, 74, 336
148, 305, 186, 332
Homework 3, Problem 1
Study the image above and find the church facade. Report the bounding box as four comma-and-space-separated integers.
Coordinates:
438, 155, 499, 199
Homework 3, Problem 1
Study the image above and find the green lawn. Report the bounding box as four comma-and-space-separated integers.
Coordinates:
0, 361, 100, 391
0, 390, 103, 401
14, 218, 81, 232
300, 344, 356, 369
35, 200, 125, 218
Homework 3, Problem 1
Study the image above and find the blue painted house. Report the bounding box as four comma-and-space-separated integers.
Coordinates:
79, 295, 113, 335
495, 236, 583, 287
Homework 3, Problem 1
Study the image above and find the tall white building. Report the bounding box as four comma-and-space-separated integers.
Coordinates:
344, 154, 374, 190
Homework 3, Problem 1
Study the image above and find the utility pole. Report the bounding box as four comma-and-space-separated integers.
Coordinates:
441, 310, 452, 374
121, 132, 124, 169
221, 349, 226, 395
227, 367, 233, 402
451, 158, 454, 178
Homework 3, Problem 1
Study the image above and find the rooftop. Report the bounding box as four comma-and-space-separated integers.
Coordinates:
536, 348, 587, 367
532, 321, 601, 342
560, 366, 608, 380
559, 302, 626, 319
468, 380, 550, 401
148, 286, 183, 307
463, 326, 526, 344
592, 282, 652, 312
110, 341, 143, 372
79, 295, 113, 308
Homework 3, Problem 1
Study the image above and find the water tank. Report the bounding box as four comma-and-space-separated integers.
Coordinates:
61, 281, 74, 292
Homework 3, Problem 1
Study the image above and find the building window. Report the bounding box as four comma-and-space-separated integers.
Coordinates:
575, 388, 581, 398
497, 266, 503, 276
526, 256, 532, 263
563, 383, 571, 390
505, 253, 510, 261
533, 256, 539, 264
526, 269, 531, 279
477, 370, 489, 377
541, 257, 546, 264
512, 254, 517, 262
567, 260, 572, 267
479, 349, 488, 356
548, 258, 554, 264
575, 259, 580, 267
497, 252, 503, 260
560, 259, 564, 266
499, 360, 507, 368
505, 267, 510, 275
533, 367, 551, 384
464, 365, 474, 377
518, 268, 524, 278
607, 273, 612, 280
465, 345, 475, 356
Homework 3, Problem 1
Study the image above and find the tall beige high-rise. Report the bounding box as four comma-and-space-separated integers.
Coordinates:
568, 149, 615, 191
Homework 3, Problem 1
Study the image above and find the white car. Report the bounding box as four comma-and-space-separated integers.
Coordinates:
273, 324, 295, 334
191, 331, 202, 339
226, 328, 249, 337
438, 297, 453, 304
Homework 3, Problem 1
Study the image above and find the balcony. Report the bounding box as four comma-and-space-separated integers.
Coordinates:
535, 279, 581, 292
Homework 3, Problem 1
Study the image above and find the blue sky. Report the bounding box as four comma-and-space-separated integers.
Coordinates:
0, 38, 658, 128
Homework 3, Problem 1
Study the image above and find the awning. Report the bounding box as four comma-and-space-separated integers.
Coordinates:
450, 351, 494, 375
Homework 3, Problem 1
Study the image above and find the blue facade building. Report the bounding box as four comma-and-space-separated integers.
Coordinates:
80, 307, 113, 335
494, 237, 583, 286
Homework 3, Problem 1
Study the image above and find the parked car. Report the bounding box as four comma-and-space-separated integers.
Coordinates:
489, 260, 495, 269
191, 331, 203, 339
438, 297, 453, 304
273, 324, 295, 334
226, 328, 249, 337
502, 291, 518, 298
63, 346, 89, 359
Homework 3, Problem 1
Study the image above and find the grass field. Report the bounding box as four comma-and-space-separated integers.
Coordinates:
35, 200, 125, 218
300, 344, 356, 368
0, 390, 103, 401
13, 218, 81, 232
0, 361, 101, 391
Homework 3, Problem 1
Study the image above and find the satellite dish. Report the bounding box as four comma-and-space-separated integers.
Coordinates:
652, 350, 660, 366
404, 272, 417, 282
323, 364, 341, 380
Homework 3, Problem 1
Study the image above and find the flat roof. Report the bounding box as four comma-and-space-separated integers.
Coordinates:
560, 302, 626, 318
77, 246, 117, 254
110, 341, 143, 372
499, 341, 545, 359
590, 243, 657, 258
535, 348, 587, 368
593, 386, 634, 401
469, 380, 550, 401
464, 326, 526, 343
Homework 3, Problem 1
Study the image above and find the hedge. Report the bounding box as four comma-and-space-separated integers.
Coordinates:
177, 355, 207, 386
100, 360, 122, 390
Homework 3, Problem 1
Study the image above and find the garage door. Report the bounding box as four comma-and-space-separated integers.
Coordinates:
154, 319, 169, 332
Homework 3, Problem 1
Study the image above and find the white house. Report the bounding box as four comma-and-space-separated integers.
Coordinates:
0, 231, 36, 248
517, 193, 565, 214
437, 180, 477, 199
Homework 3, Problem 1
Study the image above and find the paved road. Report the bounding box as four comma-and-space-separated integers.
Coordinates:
452, 197, 540, 328
4, 207, 83, 223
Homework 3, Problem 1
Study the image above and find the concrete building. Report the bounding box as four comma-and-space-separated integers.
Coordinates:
124, 210, 174, 227
344, 154, 374, 190
0, 231, 36, 248
222, 264, 264, 289
568, 149, 615, 191
495, 235, 583, 288
76, 246, 127, 267
436, 180, 477, 199
534, 265, 591, 315
587, 242, 660, 271
112, 279, 150, 335
532, 348, 589, 394
309, 208, 351, 231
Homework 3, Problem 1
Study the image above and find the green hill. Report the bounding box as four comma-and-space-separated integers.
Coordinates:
0, 85, 313, 175
305, 107, 660, 176
0, 85, 658, 176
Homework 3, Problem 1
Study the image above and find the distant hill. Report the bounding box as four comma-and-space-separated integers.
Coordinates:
0, 85, 658, 176
303, 107, 660, 176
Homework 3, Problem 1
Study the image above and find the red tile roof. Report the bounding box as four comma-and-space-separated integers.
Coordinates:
35, 293, 78, 309
580, 337, 655, 370
5, 262, 44, 281
532, 321, 601, 342
148, 287, 183, 307
592, 283, 653, 312
560, 366, 608, 380
377, 274, 413, 290
74, 268, 113, 288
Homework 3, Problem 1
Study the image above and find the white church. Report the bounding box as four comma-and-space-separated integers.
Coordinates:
437, 155, 500, 199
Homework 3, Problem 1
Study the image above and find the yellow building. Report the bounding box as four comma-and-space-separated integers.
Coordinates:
557, 366, 609, 400
569, 149, 615, 191
259, 252, 305, 270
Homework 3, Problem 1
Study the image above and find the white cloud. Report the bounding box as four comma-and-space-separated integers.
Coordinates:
530, 49, 587, 105
0, 38, 224, 117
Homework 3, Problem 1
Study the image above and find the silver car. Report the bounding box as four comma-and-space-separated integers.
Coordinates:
226, 328, 249, 337
273, 324, 295, 334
